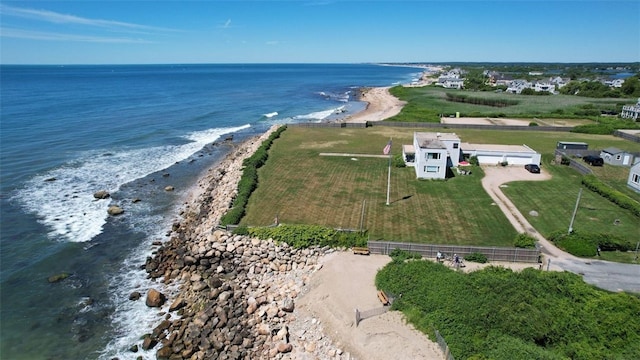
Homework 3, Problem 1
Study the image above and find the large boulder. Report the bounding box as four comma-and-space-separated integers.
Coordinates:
93, 190, 110, 199
107, 205, 124, 216
145, 288, 166, 307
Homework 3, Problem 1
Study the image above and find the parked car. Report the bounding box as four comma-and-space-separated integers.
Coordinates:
524, 164, 540, 173
583, 155, 604, 166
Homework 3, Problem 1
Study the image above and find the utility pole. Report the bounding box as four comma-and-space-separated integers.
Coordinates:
568, 188, 582, 234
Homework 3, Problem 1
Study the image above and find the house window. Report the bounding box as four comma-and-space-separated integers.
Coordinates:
453, 143, 459, 149
427, 152, 441, 160
616, 155, 621, 160
633, 174, 640, 184
426, 166, 439, 173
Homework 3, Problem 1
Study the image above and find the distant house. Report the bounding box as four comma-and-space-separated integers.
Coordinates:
627, 161, 640, 193
600, 147, 635, 166
437, 77, 465, 89
412, 132, 461, 179
534, 82, 555, 93
506, 80, 531, 94
621, 98, 640, 121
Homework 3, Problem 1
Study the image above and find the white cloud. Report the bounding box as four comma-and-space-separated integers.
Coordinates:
1, 27, 152, 44
220, 19, 232, 29
0, 4, 177, 33
266, 41, 280, 45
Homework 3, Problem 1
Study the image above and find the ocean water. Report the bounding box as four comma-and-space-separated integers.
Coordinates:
0, 63, 421, 359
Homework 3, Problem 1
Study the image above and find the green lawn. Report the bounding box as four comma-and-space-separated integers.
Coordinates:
388, 86, 631, 122
242, 126, 640, 250
242, 126, 516, 246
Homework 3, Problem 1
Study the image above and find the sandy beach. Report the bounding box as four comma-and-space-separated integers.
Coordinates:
343, 86, 407, 123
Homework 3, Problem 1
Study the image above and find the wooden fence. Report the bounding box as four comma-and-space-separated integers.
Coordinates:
554, 149, 594, 175
614, 130, 640, 143
367, 241, 540, 263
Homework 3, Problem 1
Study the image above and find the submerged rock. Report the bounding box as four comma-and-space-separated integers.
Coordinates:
93, 190, 110, 199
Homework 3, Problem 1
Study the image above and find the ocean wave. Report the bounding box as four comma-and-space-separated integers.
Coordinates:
13, 124, 250, 243
262, 111, 278, 118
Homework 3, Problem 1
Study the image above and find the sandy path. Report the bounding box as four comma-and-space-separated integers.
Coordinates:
344, 87, 406, 123
297, 252, 445, 360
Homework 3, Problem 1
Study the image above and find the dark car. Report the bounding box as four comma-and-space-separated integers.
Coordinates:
583, 155, 604, 166
525, 164, 540, 173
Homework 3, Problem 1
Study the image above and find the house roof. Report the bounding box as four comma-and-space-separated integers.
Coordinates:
602, 147, 625, 155
403, 144, 415, 154
414, 132, 460, 149
461, 143, 537, 154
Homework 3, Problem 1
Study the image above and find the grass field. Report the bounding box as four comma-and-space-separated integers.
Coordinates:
388, 86, 631, 122
241, 126, 640, 249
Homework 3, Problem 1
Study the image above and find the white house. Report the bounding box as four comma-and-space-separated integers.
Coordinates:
461, 143, 541, 166
412, 132, 461, 179
506, 80, 532, 94
627, 161, 640, 193
621, 98, 640, 121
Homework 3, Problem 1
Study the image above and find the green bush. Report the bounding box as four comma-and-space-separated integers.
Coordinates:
582, 175, 640, 217
549, 230, 632, 255
469, 156, 479, 166
375, 259, 640, 359
248, 224, 367, 249
514, 233, 537, 248
232, 225, 249, 235
389, 248, 422, 262
393, 154, 406, 168
464, 252, 488, 263
528, 122, 539, 126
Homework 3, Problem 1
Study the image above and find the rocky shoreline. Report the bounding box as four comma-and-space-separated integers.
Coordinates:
124, 126, 352, 360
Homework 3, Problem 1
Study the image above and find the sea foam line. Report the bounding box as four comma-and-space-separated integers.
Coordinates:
13, 124, 250, 243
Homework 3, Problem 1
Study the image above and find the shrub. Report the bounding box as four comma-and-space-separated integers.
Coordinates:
464, 252, 488, 263
248, 224, 367, 249
232, 225, 249, 235
514, 233, 537, 248
469, 156, 479, 166
529, 122, 539, 127
393, 154, 406, 168
500, 161, 509, 166
549, 230, 632, 255
389, 248, 422, 262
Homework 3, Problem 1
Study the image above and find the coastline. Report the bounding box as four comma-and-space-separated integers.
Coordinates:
134, 80, 438, 359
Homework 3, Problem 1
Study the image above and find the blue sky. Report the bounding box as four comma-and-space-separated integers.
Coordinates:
1, 1, 638, 64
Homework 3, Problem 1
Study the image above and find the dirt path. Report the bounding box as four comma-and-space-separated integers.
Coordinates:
480, 165, 570, 262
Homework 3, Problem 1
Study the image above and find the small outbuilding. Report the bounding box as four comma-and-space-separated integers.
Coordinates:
556, 141, 588, 150
600, 147, 635, 166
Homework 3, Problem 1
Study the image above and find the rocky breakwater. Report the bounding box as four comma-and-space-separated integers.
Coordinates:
127, 126, 351, 360
143, 229, 338, 359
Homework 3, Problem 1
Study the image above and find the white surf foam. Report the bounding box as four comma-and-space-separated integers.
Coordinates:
263, 111, 278, 118
13, 124, 250, 243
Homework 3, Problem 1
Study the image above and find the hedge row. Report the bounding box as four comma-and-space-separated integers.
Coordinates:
219, 125, 287, 226
445, 92, 519, 107
581, 175, 640, 217
548, 230, 633, 257
247, 224, 367, 249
